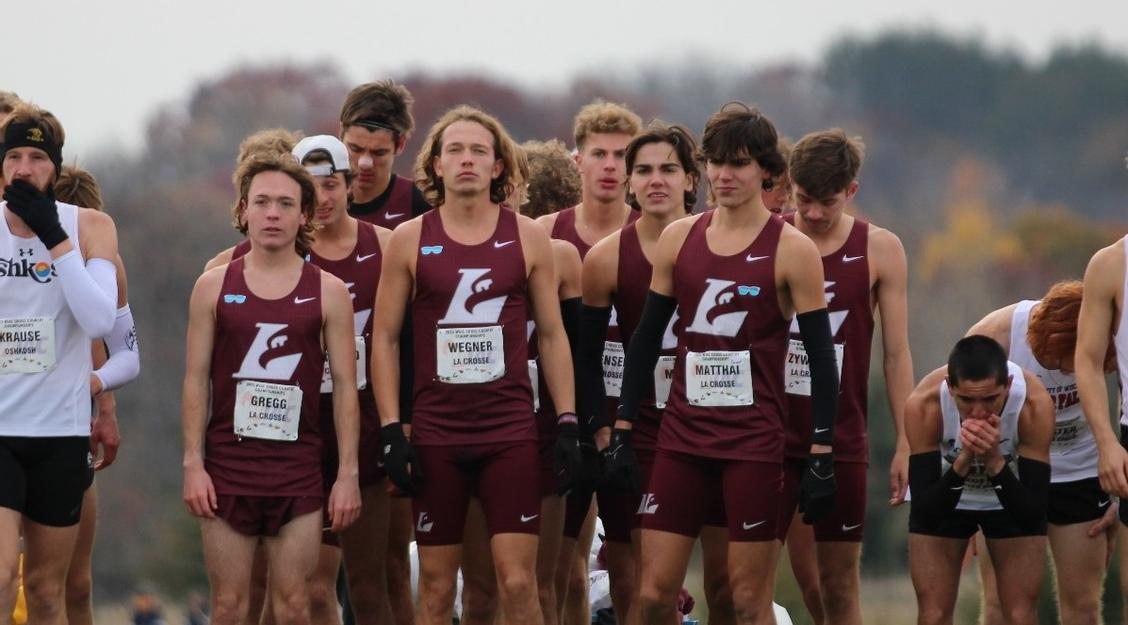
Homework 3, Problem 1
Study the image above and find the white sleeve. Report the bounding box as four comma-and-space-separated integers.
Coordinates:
52, 250, 117, 338
93, 305, 140, 391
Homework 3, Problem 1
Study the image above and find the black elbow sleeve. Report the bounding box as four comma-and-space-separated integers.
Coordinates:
797, 308, 839, 446
909, 451, 965, 520
578, 304, 612, 433
398, 306, 415, 425
618, 292, 677, 424
992, 457, 1050, 530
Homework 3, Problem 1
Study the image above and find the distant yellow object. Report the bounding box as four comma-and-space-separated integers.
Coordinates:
11, 555, 27, 625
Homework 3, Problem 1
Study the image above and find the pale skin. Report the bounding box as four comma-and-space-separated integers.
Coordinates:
780, 180, 914, 625
536, 132, 635, 249
624, 153, 831, 625
181, 171, 361, 625
967, 304, 1116, 625
905, 366, 1054, 625
0, 147, 121, 625
342, 125, 408, 205
371, 119, 573, 625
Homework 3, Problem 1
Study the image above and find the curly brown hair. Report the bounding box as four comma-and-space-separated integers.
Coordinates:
521, 139, 582, 219
573, 100, 642, 152
236, 128, 300, 165
1027, 280, 1116, 372
413, 106, 521, 208
54, 165, 104, 211
231, 149, 317, 257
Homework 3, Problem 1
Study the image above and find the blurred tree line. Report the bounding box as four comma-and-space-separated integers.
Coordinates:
78, 28, 1128, 621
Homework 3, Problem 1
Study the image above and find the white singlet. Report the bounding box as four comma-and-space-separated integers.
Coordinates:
939, 361, 1026, 511
0, 201, 93, 437
1009, 300, 1097, 482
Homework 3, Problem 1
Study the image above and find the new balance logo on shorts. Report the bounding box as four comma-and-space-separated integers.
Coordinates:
637, 493, 659, 515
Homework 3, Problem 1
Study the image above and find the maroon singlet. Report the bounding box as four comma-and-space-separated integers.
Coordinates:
613, 222, 677, 451
658, 211, 789, 461
550, 205, 640, 259
352, 175, 415, 230
207, 258, 325, 497
411, 208, 535, 445
782, 216, 874, 463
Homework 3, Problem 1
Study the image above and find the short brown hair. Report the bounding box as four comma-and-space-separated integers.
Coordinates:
699, 102, 784, 179
625, 121, 700, 213
232, 149, 317, 256
522, 139, 582, 219
0, 102, 66, 149
413, 106, 521, 207
339, 80, 415, 143
573, 100, 642, 152
0, 91, 22, 116
789, 128, 865, 199
1028, 280, 1116, 372
54, 165, 104, 211
237, 128, 300, 165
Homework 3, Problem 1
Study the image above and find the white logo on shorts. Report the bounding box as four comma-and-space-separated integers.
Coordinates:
520, 513, 539, 523
841, 522, 862, 532
416, 512, 434, 533
742, 520, 766, 530
637, 493, 659, 515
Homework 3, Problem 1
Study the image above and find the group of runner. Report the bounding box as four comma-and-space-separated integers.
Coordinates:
4, 82, 1128, 625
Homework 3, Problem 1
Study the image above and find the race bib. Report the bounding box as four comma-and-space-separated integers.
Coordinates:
685, 350, 754, 407
436, 326, 505, 384
603, 341, 625, 398
529, 359, 540, 411
320, 336, 367, 393
784, 339, 845, 396
234, 380, 303, 442
653, 356, 676, 409
0, 317, 55, 374
1051, 416, 1083, 450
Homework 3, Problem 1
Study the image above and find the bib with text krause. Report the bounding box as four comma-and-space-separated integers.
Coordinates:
528, 359, 540, 411
1051, 416, 1083, 451
603, 341, 625, 398
436, 326, 505, 384
234, 380, 303, 442
784, 339, 845, 396
653, 355, 676, 409
321, 336, 367, 393
685, 350, 754, 407
0, 317, 55, 374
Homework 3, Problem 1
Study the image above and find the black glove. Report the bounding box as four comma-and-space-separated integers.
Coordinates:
799, 452, 837, 524
380, 423, 422, 496
4, 179, 67, 249
601, 428, 641, 495
554, 421, 585, 495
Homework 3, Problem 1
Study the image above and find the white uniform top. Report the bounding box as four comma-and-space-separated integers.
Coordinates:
0, 201, 93, 437
939, 361, 1026, 511
1010, 300, 1097, 482
1119, 237, 1128, 427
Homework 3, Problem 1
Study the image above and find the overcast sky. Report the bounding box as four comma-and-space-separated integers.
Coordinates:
6, 0, 1126, 158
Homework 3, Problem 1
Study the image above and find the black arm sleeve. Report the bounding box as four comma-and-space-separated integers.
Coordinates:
559, 296, 582, 415
397, 304, 415, 425
617, 292, 677, 424
797, 308, 839, 446
908, 451, 966, 519
991, 457, 1050, 528
577, 304, 612, 434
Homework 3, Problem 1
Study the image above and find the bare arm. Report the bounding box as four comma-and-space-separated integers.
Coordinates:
554, 240, 583, 301
371, 221, 420, 426
873, 229, 915, 504
181, 268, 222, 518
322, 273, 361, 531
1013, 371, 1054, 466
525, 219, 574, 415
204, 246, 237, 272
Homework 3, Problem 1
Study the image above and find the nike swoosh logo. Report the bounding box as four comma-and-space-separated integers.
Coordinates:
294, 296, 317, 304
1100, 499, 1111, 508
994, 484, 1003, 490
384, 212, 404, 220
842, 255, 864, 263
356, 253, 378, 263
949, 485, 963, 491
520, 514, 539, 522
814, 427, 830, 434
841, 523, 862, 532
742, 520, 766, 530
746, 254, 769, 262
494, 240, 515, 249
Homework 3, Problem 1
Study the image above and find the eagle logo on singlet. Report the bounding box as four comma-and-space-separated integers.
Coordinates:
345, 282, 373, 334
789, 281, 848, 336
684, 278, 748, 337
439, 268, 507, 324
233, 322, 302, 380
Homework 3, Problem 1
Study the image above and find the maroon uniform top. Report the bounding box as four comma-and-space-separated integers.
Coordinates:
658, 211, 789, 461
613, 222, 676, 451
351, 175, 420, 230
207, 258, 325, 497
308, 222, 383, 457
411, 208, 535, 445
550, 205, 640, 259
783, 216, 874, 463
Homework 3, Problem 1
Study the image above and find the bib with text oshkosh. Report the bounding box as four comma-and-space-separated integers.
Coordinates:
0, 317, 55, 374
685, 350, 754, 407
320, 336, 367, 393
234, 380, 303, 442
436, 326, 505, 384
784, 339, 844, 396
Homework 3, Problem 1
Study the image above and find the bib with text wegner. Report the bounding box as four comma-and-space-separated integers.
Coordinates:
234, 380, 304, 441
320, 336, 368, 393
0, 317, 55, 373
685, 350, 754, 407
436, 325, 506, 384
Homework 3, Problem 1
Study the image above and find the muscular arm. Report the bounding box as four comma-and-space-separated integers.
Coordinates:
323, 273, 361, 530
525, 219, 575, 415
371, 222, 419, 426
181, 268, 222, 517
906, 367, 974, 518
1075, 243, 1128, 496
873, 229, 915, 503
55, 210, 119, 337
